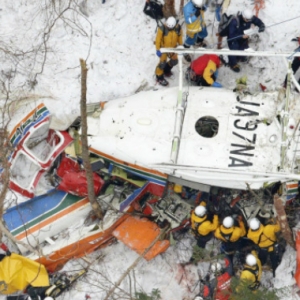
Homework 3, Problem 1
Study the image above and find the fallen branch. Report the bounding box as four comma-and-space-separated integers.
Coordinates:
0, 221, 41, 256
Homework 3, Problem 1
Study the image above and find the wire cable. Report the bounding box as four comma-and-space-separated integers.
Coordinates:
209, 14, 300, 48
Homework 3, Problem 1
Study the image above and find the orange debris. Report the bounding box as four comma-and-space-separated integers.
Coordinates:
113, 216, 170, 260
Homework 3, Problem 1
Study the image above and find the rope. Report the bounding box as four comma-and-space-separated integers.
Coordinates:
219, 15, 300, 45
266, 15, 300, 29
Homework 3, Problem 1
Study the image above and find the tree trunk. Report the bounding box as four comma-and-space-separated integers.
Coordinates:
0, 221, 40, 256
163, 0, 176, 18
273, 194, 295, 249
179, 0, 184, 16
0, 129, 11, 241
79, 59, 103, 220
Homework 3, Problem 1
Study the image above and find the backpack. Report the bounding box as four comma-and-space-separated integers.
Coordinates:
143, 0, 164, 20
218, 13, 240, 37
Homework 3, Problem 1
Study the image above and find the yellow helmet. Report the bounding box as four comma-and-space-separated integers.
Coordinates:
174, 184, 182, 193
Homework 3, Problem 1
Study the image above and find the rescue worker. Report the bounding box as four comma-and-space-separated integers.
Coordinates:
283, 36, 300, 89
197, 258, 232, 300
190, 204, 219, 249
183, 0, 207, 62
239, 251, 262, 291
227, 8, 265, 72
155, 16, 183, 86
247, 217, 281, 277
186, 54, 223, 87
215, 215, 246, 275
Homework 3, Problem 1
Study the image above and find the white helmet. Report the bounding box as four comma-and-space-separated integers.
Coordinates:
242, 9, 254, 20
194, 297, 204, 300
44, 298, 54, 300
192, 0, 204, 8
211, 262, 222, 272
223, 216, 234, 228
245, 254, 257, 266
249, 218, 260, 231
166, 16, 176, 29
195, 205, 207, 217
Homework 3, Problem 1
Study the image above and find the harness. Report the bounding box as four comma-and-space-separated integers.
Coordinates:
192, 219, 206, 236
159, 23, 182, 37
220, 230, 233, 242
257, 230, 276, 249
244, 265, 260, 290
218, 12, 240, 37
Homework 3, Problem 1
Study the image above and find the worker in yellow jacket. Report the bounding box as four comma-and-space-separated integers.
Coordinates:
247, 217, 281, 277
155, 16, 183, 86
236, 250, 262, 293
190, 203, 219, 249
215, 215, 246, 274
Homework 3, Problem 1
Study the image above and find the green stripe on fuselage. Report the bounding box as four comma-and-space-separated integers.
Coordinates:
11, 193, 86, 236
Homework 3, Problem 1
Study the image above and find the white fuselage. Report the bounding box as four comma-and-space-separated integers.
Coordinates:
86, 86, 295, 190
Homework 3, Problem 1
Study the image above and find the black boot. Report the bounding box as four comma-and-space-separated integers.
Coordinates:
156, 75, 168, 86
196, 37, 207, 47
164, 64, 173, 77
183, 44, 191, 62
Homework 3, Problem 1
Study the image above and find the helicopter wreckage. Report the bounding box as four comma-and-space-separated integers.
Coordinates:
2, 48, 300, 292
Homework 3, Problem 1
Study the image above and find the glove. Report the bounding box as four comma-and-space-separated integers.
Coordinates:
195, 8, 201, 17
258, 25, 265, 33
214, 70, 219, 79
292, 37, 300, 42
237, 215, 243, 222
156, 50, 162, 57
212, 82, 222, 88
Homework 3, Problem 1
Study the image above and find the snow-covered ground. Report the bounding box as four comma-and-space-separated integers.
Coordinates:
1, 0, 300, 299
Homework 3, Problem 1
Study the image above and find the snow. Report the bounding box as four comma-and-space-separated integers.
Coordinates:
1, 0, 300, 299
